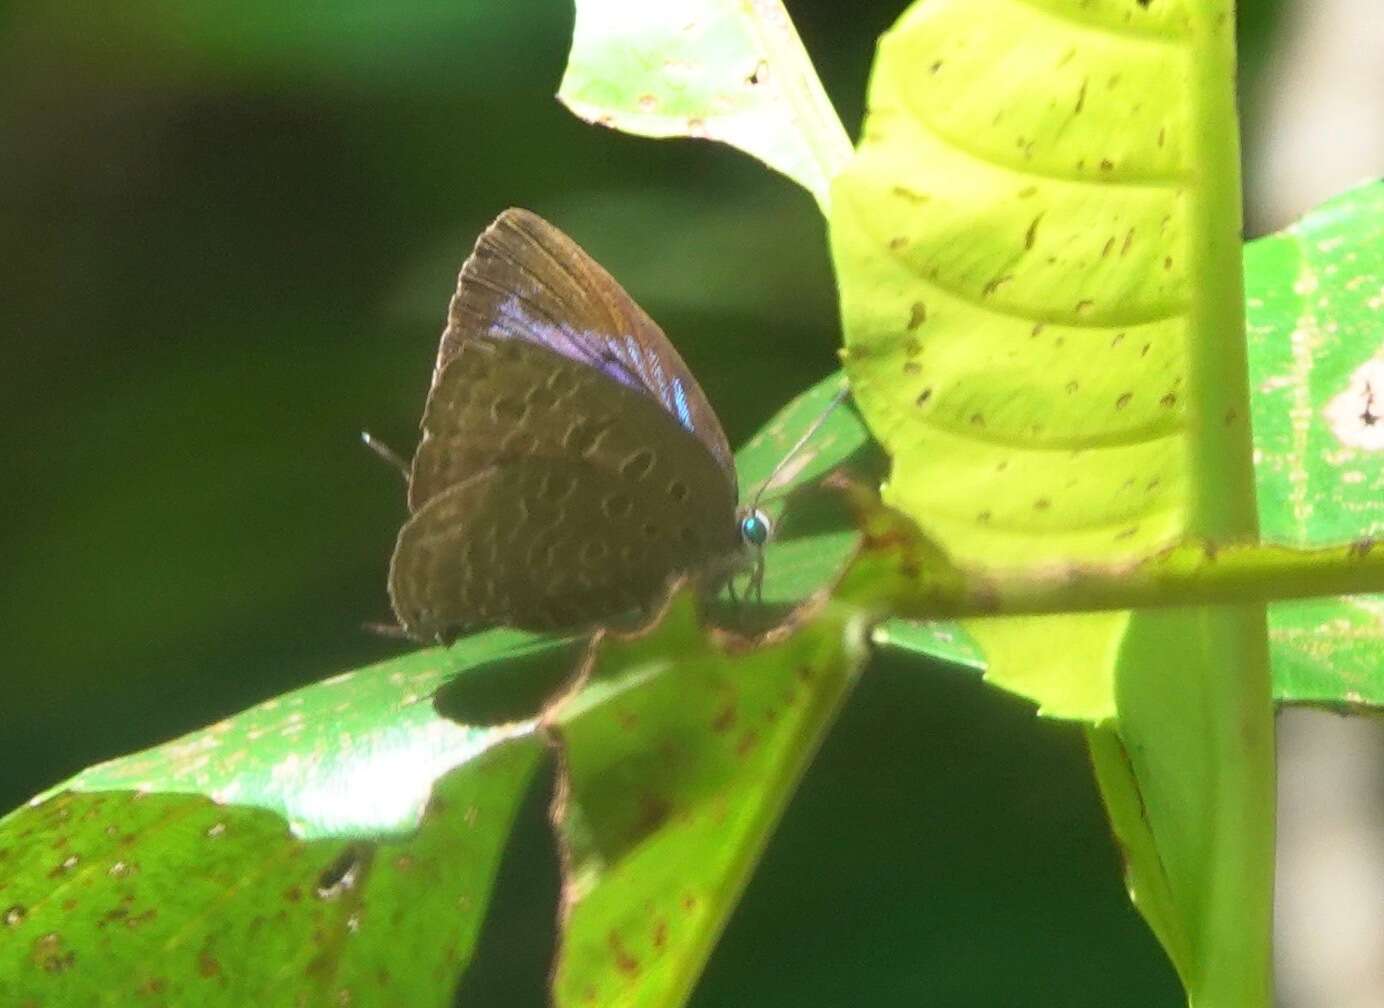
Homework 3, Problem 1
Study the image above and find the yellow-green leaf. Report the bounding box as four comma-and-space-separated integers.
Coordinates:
560, 0, 851, 209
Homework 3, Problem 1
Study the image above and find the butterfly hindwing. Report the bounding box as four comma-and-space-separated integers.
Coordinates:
389, 456, 739, 638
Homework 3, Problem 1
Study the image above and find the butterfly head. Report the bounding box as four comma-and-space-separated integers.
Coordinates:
731, 506, 773, 606
738, 507, 773, 549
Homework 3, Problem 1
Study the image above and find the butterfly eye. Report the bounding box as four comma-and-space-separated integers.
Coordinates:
739, 509, 772, 548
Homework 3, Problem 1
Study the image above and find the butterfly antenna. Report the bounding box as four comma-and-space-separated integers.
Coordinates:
748, 383, 851, 514
360, 430, 410, 481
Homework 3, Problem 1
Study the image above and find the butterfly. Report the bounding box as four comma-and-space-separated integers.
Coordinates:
385, 208, 774, 642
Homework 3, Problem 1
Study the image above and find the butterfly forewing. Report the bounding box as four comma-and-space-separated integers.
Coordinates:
409, 336, 728, 513
430, 208, 733, 476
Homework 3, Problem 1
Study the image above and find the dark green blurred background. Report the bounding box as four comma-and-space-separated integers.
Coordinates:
1, 2, 1285, 1004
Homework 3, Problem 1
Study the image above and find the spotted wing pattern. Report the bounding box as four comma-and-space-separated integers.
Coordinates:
428, 208, 733, 478
391, 337, 740, 638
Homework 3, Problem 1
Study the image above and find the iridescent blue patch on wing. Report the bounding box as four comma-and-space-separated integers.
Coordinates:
671, 379, 693, 432
492, 295, 645, 391
492, 294, 701, 439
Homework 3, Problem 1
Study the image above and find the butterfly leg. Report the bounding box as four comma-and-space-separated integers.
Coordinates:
748, 550, 766, 606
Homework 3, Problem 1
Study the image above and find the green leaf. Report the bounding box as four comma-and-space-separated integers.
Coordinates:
829, 2, 1273, 1004
559, 0, 852, 209
0, 633, 548, 1005
829, 0, 1213, 719
53, 630, 556, 838
546, 588, 867, 1008
868, 181, 1384, 709
0, 763, 537, 1005
1246, 179, 1384, 708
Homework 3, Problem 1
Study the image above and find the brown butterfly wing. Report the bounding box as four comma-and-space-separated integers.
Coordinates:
424, 208, 733, 479
409, 333, 731, 513
389, 456, 739, 639
391, 339, 740, 638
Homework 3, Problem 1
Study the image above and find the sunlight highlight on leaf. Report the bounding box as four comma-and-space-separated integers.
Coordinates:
560, 0, 851, 209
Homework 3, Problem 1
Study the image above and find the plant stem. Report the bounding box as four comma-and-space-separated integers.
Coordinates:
913, 539, 1384, 620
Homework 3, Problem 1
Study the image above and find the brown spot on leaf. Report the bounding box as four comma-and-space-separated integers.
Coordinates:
982, 274, 1013, 297
197, 950, 221, 978
32, 933, 74, 973
48, 854, 79, 878
652, 919, 668, 949
638, 794, 670, 834
907, 302, 927, 330
711, 703, 736, 733
1115, 393, 1132, 410
891, 185, 929, 204
609, 932, 640, 976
